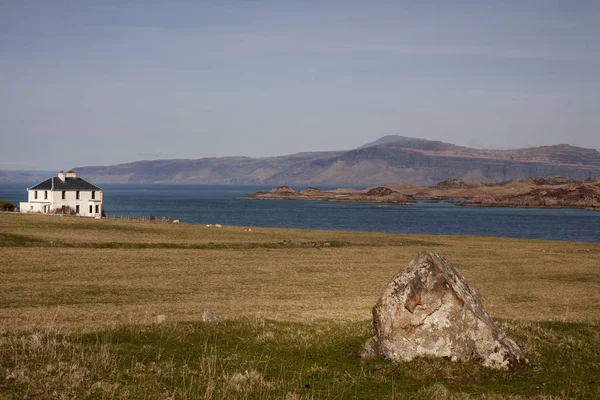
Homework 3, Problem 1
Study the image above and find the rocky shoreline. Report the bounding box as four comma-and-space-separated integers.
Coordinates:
243, 186, 411, 204
244, 177, 600, 211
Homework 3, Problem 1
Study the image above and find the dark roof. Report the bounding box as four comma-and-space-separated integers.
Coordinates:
30, 177, 102, 191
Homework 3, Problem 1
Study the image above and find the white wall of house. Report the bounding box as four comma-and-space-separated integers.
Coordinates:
20, 189, 102, 217
20, 199, 47, 214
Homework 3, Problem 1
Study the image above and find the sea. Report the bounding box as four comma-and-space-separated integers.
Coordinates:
1, 183, 599, 243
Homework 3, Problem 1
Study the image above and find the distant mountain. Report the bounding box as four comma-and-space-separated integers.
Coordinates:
0, 170, 55, 184
3, 137, 600, 186
256, 139, 600, 185
357, 135, 415, 149
75, 150, 345, 185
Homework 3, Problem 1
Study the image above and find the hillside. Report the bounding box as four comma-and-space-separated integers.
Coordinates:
0, 170, 55, 183
3, 138, 600, 185
259, 140, 600, 185
356, 134, 416, 149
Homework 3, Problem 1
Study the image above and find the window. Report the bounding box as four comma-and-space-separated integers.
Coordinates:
89, 205, 93, 213
76, 205, 80, 214
91, 191, 95, 200
95, 205, 99, 214
62, 191, 66, 199
76, 191, 80, 200
34, 191, 38, 199
44, 191, 48, 199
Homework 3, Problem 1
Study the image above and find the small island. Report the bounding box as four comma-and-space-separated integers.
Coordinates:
245, 185, 412, 204
245, 177, 600, 210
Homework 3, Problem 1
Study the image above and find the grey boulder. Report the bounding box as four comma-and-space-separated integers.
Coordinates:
363, 251, 526, 369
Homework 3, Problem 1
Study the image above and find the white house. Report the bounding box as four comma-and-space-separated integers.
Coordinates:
20, 170, 103, 217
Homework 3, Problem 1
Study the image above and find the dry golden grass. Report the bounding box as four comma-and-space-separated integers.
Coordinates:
0, 213, 598, 331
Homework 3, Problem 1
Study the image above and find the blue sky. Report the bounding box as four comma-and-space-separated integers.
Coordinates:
1, 1, 599, 170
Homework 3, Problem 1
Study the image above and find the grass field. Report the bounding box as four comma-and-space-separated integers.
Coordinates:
0, 213, 599, 399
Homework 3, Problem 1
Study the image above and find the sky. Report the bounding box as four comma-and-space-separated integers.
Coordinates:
1, 1, 599, 170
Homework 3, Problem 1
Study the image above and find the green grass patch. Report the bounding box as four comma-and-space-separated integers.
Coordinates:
396, 239, 445, 247
0, 319, 598, 399
84, 240, 356, 250
0, 235, 441, 250
0, 285, 175, 308
0, 232, 50, 247
545, 273, 600, 284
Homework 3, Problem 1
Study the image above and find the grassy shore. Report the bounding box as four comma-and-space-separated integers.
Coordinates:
0, 213, 599, 399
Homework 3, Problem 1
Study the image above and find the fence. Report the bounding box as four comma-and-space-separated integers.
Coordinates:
2, 210, 177, 223
103, 215, 175, 223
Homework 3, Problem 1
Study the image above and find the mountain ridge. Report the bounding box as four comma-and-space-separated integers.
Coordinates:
2, 138, 600, 185
357, 135, 416, 149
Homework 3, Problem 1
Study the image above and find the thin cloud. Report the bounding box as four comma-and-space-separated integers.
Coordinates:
89, 23, 600, 65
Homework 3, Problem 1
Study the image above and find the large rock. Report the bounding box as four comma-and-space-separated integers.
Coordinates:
363, 252, 526, 369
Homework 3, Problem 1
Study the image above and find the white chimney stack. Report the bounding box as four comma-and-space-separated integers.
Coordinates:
58, 170, 65, 181
66, 170, 76, 178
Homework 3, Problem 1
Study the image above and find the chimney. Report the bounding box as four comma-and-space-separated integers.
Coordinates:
58, 170, 65, 181
66, 170, 76, 178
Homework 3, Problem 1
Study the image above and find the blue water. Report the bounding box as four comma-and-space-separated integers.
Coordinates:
1, 183, 599, 242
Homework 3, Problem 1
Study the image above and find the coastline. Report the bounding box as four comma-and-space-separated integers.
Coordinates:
3, 209, 598, 243
3, 181, 599, 242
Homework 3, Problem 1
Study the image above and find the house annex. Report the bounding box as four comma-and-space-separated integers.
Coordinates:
20, 170, 103, 217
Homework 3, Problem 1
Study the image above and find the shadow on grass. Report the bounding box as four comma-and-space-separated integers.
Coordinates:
0, 232, 49, 247
0, 233, 444, 250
